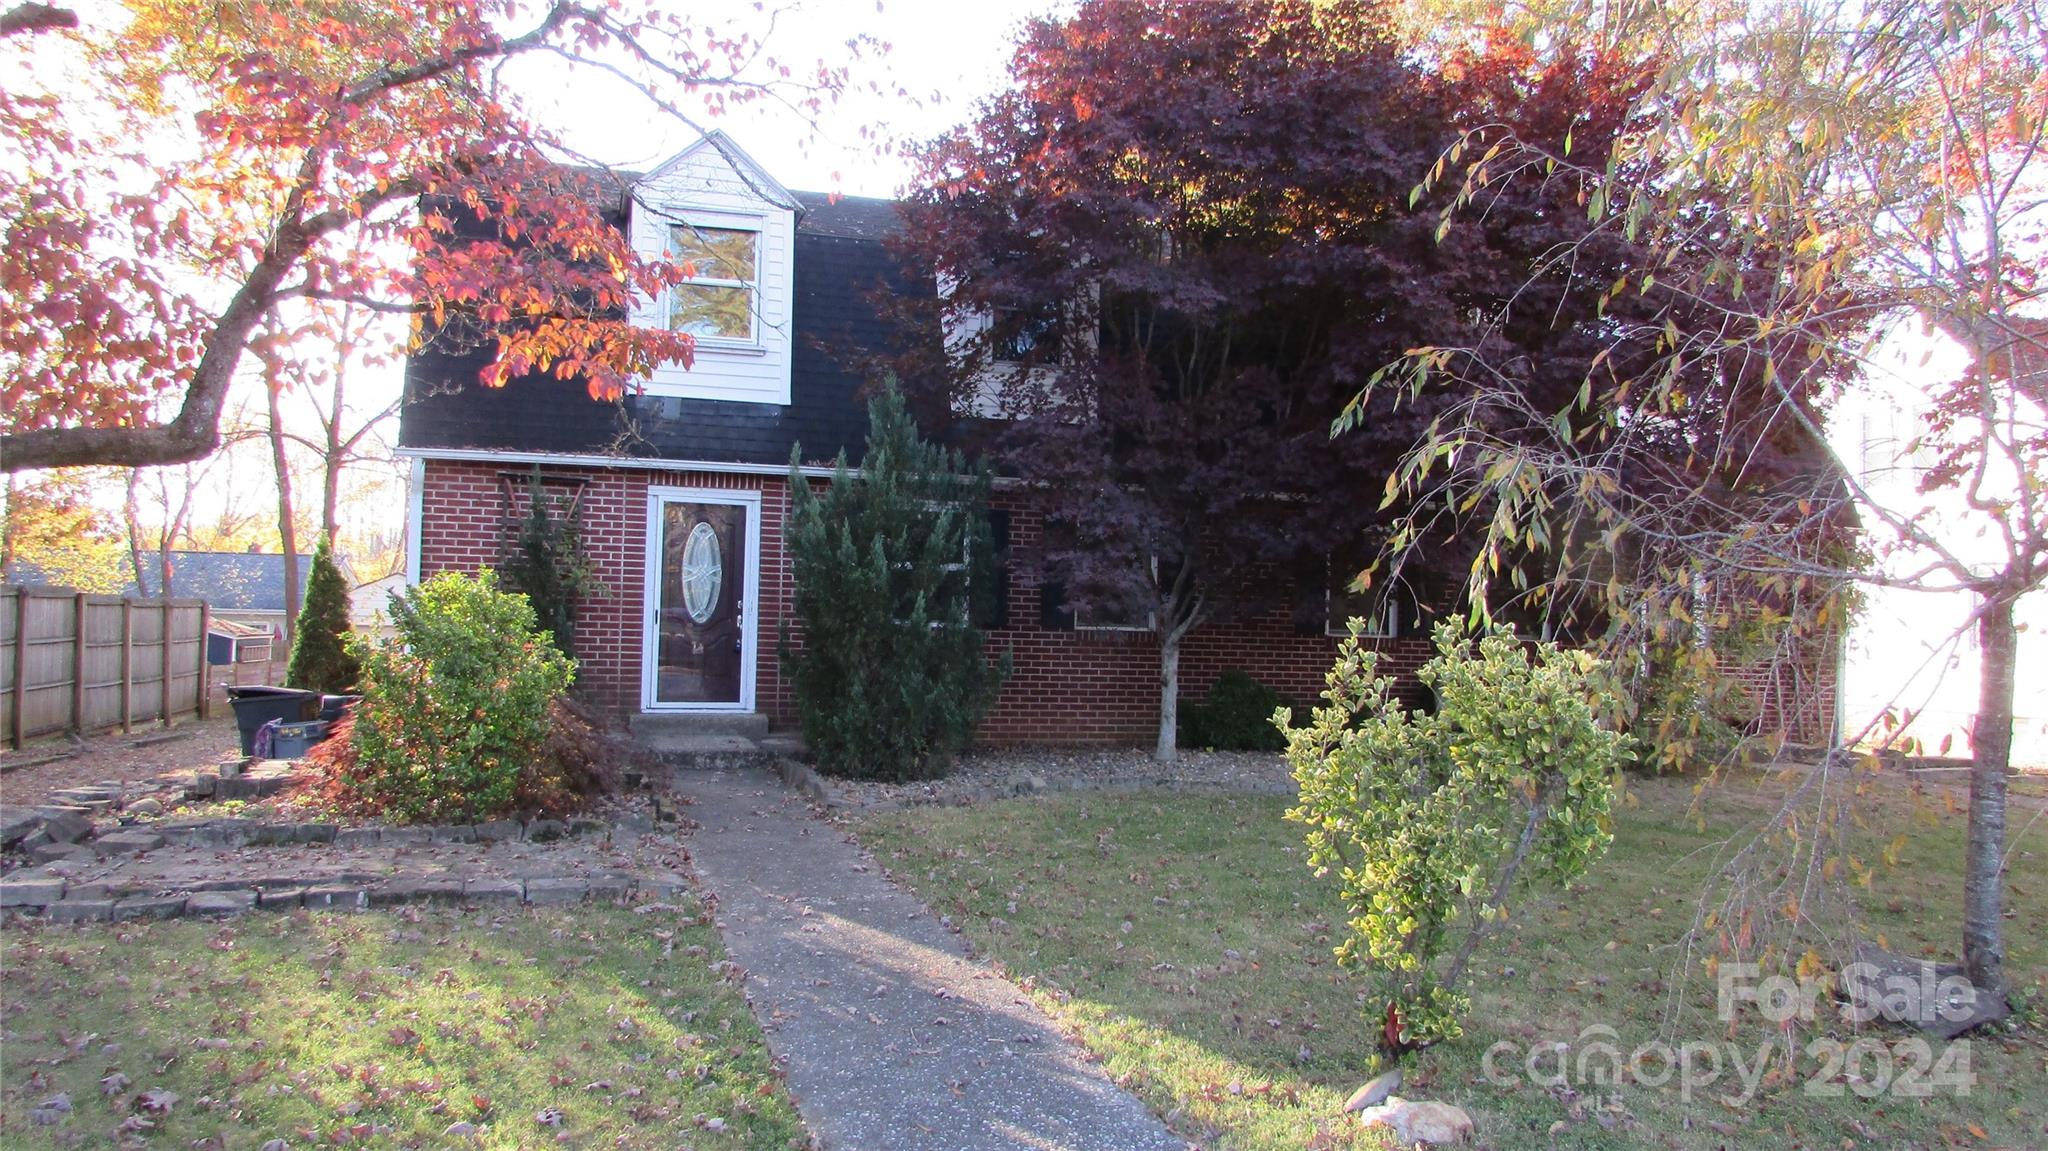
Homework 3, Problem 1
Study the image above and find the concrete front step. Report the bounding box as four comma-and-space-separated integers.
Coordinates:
628, 711, 804, 771
629, 711, 770, 739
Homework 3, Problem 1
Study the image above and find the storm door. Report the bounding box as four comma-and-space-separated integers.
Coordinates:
645, 491, 756, 710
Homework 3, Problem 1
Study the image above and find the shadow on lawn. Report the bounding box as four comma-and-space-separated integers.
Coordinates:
0, 903, 807, 1150
858, 779, 2048, 1151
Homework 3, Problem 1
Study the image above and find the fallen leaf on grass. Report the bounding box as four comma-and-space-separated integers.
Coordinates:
138, 1087, 179, 1114
29, 1093, 72, 1125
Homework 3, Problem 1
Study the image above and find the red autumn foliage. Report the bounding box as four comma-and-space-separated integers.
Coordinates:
0, 0, 875, 472
302, 697, 654, 820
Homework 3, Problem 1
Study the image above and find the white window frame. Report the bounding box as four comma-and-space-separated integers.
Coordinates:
665, 210, 766, 352
889, 501, 980, 629
1324, 557, 1399, 639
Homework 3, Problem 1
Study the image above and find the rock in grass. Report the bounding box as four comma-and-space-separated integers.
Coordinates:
1354, 1097, 1473, 1145
1343, 1067, 1402, 1111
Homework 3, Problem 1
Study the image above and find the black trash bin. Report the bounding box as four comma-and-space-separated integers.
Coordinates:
225, 685, 322, 756
319, 694, 361, 723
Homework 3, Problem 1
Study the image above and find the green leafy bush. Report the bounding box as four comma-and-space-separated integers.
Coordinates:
285, 539, 360, 693
1180, 669, 1295, 751
342, 570, 575, 823
1285, 621, 1630, 1055
781, 383, 1008, 781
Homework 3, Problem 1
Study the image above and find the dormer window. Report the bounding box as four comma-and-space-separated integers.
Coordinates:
622, 132, 795, 404
669, 218, 761, 343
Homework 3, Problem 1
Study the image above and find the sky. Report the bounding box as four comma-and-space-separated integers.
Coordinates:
507, 0, 1064, 198
91, 0, 1059, 554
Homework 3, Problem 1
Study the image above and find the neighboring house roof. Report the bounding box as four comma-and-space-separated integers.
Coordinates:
208, 617, 271, 640
350, 573, 408, 628
397, 174, 920, 470
124, 551, 315, 612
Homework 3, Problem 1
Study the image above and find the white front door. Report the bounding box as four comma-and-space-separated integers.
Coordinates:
643, 487, 760, 712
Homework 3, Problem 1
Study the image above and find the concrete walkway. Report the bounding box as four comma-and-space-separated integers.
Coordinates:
677, 766, 1186, 1151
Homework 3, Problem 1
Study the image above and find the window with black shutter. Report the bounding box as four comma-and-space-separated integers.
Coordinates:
973, 509, 1011, 630
1038, 578, 1074, 630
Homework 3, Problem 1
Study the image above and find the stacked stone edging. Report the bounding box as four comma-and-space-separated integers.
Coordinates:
2, 808, 611, 866
145, 814, 607, 849
1, 870, 688, 923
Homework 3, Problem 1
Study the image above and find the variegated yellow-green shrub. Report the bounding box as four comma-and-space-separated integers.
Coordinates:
1284, 621, 1630, 1055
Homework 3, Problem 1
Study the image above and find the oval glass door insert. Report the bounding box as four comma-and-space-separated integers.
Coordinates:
681, 520, 723, 623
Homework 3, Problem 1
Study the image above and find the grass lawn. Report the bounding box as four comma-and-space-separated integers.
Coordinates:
0, 901, 807, 1150
857, 773, 2047, 1150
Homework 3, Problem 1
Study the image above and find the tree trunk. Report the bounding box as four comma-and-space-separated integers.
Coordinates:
1, 471, 16, 574
1963, 591, 2015, 996
1155, 628, 1180, 762
322, 340, 344, 544
266, 381, 301, 653
124, 470, 149, 595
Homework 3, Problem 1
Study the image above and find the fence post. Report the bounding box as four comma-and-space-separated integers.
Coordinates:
9, 590, 26, 750
160, 601, 175, 727
120, 599, 134, 735
72, 592, 88, 734
197, 602, 212, 720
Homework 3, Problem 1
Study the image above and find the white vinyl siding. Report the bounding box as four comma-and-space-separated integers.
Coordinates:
628, 138, 795, 405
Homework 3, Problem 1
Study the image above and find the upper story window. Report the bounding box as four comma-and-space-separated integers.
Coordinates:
621, 132, 796, 405
669, 219, 761, 343
990, 304, 1064, 365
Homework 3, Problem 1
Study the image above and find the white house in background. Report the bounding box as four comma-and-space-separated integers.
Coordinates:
349, 572, 408, 645
1829, 324, 2046, 769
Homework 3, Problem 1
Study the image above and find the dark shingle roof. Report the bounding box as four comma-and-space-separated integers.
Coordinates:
124, 551, 314, 612
793, 191, 905, 240
397, 192, 930, 469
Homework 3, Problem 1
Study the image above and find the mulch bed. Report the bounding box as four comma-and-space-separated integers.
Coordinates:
0, 718, 240, 806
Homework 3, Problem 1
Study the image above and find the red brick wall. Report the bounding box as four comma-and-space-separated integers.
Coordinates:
416, 459, 797, 719
973, 497, 1434, 744
1728, 642, 1839, 747
416, 459, 1429, 745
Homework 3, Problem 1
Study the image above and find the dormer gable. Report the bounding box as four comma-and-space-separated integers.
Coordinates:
626, 131, 797, 405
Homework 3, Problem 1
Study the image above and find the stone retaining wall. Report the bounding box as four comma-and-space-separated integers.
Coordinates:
1, 870, 686, 923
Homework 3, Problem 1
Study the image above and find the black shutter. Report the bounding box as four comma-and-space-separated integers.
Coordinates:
1292, 553, 1327, 636
1038, 577, 1074, 630
974, 510, 1011, 630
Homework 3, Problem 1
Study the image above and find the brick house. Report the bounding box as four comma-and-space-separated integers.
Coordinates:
396, 133, 1445, 743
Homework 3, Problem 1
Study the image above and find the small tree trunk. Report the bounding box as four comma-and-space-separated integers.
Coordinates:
156, 524, 174, 599
1963, 591, 2014, 995
124, 470, 149, 594
0, 471, 17, 574
266, 381, 301, 653
1155, 628, 1181, 762
322, 350, 344, 545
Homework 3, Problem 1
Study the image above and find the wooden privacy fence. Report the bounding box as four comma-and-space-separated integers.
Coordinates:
1, 586, 211, 749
